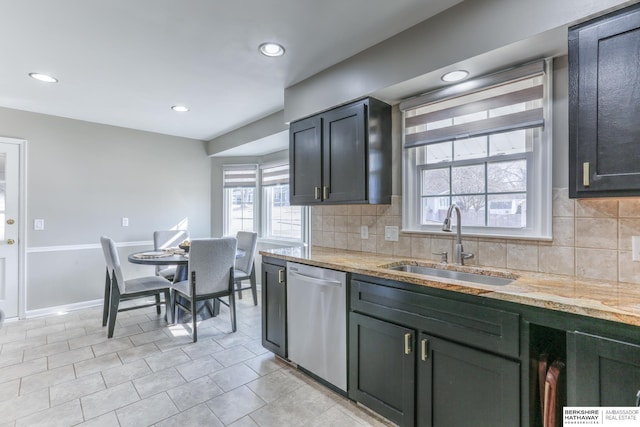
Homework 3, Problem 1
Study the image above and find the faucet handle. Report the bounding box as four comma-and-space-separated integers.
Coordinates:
461, 252, 474, 260
432, 251, 448, 263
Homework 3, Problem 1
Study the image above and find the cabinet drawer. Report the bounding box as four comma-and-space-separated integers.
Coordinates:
351, 279, 520, 358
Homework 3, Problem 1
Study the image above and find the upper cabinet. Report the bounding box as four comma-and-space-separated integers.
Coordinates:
289, 97, 391, 205
569, 3, 640, 198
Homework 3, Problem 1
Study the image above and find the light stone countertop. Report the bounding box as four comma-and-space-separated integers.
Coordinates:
260, 246, 640, 328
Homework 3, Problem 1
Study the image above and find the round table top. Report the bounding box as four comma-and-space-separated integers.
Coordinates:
127, 251, 188, 266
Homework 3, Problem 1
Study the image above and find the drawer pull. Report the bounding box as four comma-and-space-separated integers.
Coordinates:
314, 187, 321, 200
583, 162, 590, 187
421, 338, 429, 361
404, 333, 412, 355
278, 269, 285, 284
323, 186, 329, 200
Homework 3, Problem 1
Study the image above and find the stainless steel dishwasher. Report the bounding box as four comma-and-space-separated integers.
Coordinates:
286, 262, 347, 392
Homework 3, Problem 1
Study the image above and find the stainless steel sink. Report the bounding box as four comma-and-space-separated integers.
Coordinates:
386, 264, 515, 286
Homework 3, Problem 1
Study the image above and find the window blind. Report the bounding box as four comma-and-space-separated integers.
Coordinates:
223, 165, 257, 188
261, 164, 289, 186
401, 61, 546, 149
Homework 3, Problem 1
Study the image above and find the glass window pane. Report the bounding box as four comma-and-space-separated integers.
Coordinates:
421, 196, 450, 225
488, 194, 526, 228
421, 168, 450, 196
226, 187, 254, 235
264, 184, 302, 240
453, 136, 487, 161
452, 164, 485, 194
487, 160, 527, 193
489, 129, 531, 156
452, 196, 486, 227
426, 141, 452, 164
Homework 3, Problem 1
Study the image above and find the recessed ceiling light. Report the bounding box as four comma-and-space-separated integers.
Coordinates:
171, 105, 189, 112
259, 42, 285, 57
441, 70, 469, 82
29, 73, 58, 83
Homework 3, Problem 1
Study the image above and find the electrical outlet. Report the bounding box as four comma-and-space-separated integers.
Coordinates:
121, 217, 129, 227
360, 225, 369, 239
633, 236, 640, 261
34, 219, 44, 230
384, 226, 399, 241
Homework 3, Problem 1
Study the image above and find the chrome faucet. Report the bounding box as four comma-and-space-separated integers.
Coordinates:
442, 203, 474, 265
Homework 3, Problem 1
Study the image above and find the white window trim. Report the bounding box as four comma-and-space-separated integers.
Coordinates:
222, 163, 259, 236
401, 59, 553, 240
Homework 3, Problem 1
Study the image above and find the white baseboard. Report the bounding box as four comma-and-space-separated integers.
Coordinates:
25, 299, 103, 319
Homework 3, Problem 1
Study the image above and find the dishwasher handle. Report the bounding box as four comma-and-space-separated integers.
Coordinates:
288, 270, 343, 287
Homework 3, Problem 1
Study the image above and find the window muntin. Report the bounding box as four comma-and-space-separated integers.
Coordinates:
402, 61, 552, 239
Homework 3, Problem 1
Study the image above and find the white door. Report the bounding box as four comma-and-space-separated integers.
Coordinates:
0, 142, 20, 318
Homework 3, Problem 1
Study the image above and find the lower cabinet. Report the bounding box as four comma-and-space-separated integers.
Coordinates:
261, 261, 287, 358
350, 312, 520, 427
568, 331, 640, 406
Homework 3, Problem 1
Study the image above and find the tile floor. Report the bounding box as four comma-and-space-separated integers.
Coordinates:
0, 293, 393, 426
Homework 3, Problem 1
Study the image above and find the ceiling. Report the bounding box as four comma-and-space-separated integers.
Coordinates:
0, 0, 463, 142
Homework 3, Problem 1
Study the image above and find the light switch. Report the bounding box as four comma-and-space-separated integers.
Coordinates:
34, 219, 44, 230
121, 217, 129, 227
360, 225, 369, 239
385, 226, 399, 242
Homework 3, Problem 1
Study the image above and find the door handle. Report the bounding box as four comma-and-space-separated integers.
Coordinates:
404, 333, 412, 355
583, 162, 590, 187
7, 239, 15, 245
421, 338, 429, 361
6, 219, 14, 225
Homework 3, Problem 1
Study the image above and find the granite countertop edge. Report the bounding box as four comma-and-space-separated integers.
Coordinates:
260, 246, 640, 328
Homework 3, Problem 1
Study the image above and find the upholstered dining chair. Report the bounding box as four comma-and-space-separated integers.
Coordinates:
153, 229, 190, 281
172, 237, 237, 342
234, 231, 258, 305
100, 236, 172, 338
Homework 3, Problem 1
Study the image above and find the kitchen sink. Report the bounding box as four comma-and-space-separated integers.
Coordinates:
385, 264, 515, 286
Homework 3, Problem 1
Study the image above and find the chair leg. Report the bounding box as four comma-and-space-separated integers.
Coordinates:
229, 292, 237, 333
163, 290, 171, 323
107, 285, 121, 338
250, 268, 257, 306
102, 269, 111, 327
191, 296, 198, 343
155, 294, 161, 315
235, 279, 243, 299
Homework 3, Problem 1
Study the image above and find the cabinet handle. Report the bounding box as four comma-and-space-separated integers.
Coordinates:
314, 187, 321, 200
404, 333, 412, 355
323, 186, 329, 200
583, 162, 590, 187
421, 338, 429, 361
278, 269, 285, 284
635, 390, 639, 407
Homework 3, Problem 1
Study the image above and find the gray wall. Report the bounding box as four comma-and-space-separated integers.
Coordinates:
0, 107, 211, 312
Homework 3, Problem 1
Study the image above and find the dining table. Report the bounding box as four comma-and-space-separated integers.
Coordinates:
127, 247, 246, 322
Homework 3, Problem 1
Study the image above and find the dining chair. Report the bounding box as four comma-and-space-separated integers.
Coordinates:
234, 231, 258, 305
172, 237, 237, 342
100, 236, 172, 338
153, 229, 190, 281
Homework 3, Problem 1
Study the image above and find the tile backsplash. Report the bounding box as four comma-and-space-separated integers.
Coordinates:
311, 189, 640, 284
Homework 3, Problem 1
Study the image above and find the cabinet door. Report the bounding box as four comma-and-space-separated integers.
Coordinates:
349, 313, 416, 427
568, 332, 640, 406
322, 102, 367, 203
569, 3, 640, 197
289, 116, 322, 205
261, 262, 287, 357
417, 333, 520, 427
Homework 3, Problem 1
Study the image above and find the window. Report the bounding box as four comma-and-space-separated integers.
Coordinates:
401, 60, 552, 239
223, 162, 305, 242
223, 165, 257, 235
261, 164, 303, 240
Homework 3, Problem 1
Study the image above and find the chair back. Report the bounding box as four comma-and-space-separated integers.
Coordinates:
188, 238, 237, 295
234, 231, 258, 274
100, 236, 126, 293
154, 230, 189, 250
